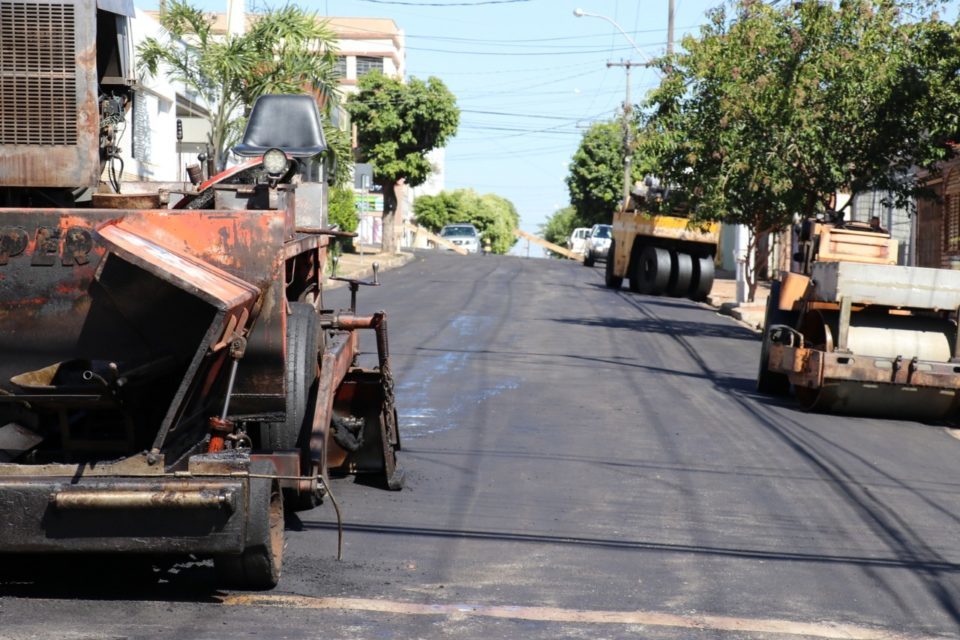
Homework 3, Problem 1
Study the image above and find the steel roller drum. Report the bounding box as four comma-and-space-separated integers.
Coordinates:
796, 312, 960, 419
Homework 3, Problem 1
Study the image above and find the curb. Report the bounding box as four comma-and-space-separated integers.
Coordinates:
714, 301, 765, 332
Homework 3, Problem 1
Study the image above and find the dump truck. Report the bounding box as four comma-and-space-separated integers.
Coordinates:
757, 213, 960, 419
0, 0, 401, 589
604, 182, 720, 301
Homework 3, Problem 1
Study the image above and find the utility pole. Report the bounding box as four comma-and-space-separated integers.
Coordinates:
607, 60, 638, 203
667, 0, 675, 56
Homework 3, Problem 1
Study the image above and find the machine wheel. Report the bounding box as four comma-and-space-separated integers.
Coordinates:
756, 280, 796, 396
604, 240, 623, 289
215, 463, 284, 590
583, 251, 595, 267
689, 255, 715, 301
269, 303, 319, 450
639, 246, 671, 295
628, 241, 644, 293
667, 251, 694, 297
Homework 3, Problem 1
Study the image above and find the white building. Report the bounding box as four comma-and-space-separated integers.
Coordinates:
122, 8, 208, 182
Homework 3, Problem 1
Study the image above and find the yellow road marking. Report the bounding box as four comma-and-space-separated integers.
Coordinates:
220, 594, 922, 639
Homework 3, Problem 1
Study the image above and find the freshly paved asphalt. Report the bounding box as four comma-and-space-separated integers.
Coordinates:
2, 251, 959, 639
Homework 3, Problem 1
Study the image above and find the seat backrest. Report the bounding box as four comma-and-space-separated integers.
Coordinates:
233, 94, 327, 158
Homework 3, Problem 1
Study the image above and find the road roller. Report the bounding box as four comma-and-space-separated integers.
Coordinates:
757, 215, 960, 419
604, 180, 720, 301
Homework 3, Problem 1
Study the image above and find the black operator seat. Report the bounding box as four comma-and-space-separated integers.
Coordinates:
233, 94, 327, 158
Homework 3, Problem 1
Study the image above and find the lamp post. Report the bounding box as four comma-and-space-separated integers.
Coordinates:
573, 8, 659, 62
573, 9, 656, 204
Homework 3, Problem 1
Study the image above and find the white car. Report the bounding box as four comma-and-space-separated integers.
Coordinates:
583, 224, 612, 267
567, 227, 590, 255
440, 224, 481, 254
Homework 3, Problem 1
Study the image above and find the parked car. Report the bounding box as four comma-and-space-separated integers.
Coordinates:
583, 224, 612, 267
440, 223, 481, 254
567, 227, 590, 255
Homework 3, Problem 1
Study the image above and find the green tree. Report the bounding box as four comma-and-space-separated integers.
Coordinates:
540, 205, 579, 257
412, 192, 454, 232
347, 72, 460, 253
566, 121, 635, 227
137, 1, 343, 172
328, 186, 358, 233
413, 189, 518, 254
640, 0, 960, 301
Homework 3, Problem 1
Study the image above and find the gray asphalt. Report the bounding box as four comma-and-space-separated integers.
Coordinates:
1, 251, 959, 639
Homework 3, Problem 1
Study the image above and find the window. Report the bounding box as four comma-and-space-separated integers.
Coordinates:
945, 169, 960, 254
175, 94, 209, 119
356, 56, 383, 76
333, 56, 346, 79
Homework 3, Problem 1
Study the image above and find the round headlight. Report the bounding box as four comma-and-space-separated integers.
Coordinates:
263, 148, 289, 177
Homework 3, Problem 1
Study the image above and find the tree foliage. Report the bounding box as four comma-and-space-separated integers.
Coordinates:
328, 186, 358, 233
346, 72, 460, 253
566, 121, 635, 227
540, 206, 579, 257
639, 0, 960, 300
137, 1, 344, 173
412, 189, 519, 254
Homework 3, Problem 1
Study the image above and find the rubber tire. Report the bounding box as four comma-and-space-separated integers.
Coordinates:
627, 241, 644, 292
756, 280, 797, 396
215, 461, 284, 590
689, 255, 715, 302
639, 246, 671, 295
667, 251, 694, 298
604, 240, 623, 289
269, 303, 319, 450
583, 252, 595, 267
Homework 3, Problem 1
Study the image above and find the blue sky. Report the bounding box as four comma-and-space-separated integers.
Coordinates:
141, 0, 960, 257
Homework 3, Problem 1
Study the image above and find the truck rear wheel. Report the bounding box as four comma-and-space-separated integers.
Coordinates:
667, 251, 693, 297
628, 242, 644, 292
604, 240, 623, 289
639, 246, 671, 295
690, 255, 715, 301
215, 463, 284, 590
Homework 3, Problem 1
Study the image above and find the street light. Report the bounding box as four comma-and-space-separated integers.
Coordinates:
572, 8, 656, 64
573, 8, 655, 203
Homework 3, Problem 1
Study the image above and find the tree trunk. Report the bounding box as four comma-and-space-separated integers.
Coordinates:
381, 181, 399, 254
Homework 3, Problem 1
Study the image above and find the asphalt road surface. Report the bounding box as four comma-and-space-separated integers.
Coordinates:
2, 252, 960, 639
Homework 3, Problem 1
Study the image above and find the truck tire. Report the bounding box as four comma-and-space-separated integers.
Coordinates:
689, 255, 715, 301
667, 251, 693, 297
628, 241, 644, 292
604, 240, 623, 289
639, 246, 671, 295
269, 303, 319, 451
215, 461, 284, 589
583, 251, 595, 267
756, 280, 794, 396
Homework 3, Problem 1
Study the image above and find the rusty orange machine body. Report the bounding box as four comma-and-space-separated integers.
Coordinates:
0, 0, 400, 589
757, 216, 960, 420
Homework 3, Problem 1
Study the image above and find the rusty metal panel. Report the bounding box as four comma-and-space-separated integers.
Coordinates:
98, 221, 261, 312
0, 0, 100, 187
0, 208, 287, 416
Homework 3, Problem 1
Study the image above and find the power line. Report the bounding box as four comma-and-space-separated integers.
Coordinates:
406, 44, 655, 55
355, 0, 529, 5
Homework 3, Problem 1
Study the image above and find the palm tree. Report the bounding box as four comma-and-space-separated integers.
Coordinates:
138, 1, 344, 173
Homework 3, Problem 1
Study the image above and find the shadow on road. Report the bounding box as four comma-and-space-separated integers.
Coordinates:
614, 288, 960, 628
297, 520, 960, 575
552, 316, 757, 341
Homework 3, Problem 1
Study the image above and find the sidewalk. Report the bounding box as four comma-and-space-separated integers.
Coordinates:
326, 247, 416, 288
707, 275, 770, 331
